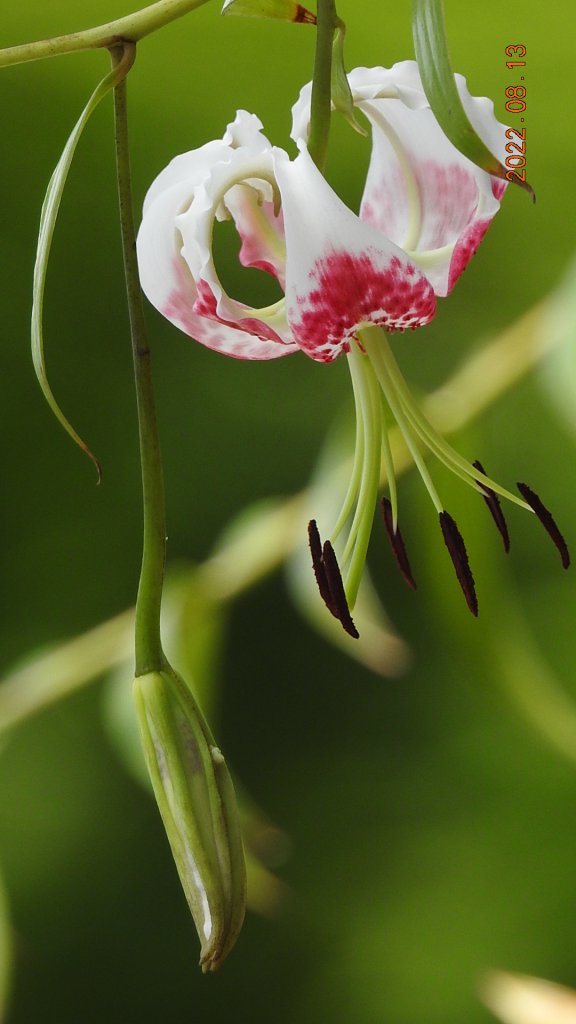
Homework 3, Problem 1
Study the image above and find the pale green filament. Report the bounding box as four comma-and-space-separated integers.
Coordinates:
331, 356, 366, 541
338, 339, 383, 606
359, 330, 444, 513
380, 409, 398, 531
362, 326, 531, 513
333, 342, 383, 609
328, 324, 532, 618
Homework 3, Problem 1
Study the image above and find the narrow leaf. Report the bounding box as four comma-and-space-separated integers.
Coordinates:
412, 0, 533, 198
221, 0, 316, 21
32, 47, 134, 480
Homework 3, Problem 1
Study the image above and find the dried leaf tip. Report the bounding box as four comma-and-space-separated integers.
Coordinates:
516, 483, 570, 569
439, 511, 478, 616
473, 460, 510, 552
307, 520, 359, 639
380, 497, 416, 589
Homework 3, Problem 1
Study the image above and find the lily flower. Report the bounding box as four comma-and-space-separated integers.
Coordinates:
137, 64, 569, 638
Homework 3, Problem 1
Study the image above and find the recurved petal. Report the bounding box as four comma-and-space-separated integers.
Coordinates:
291, 63, 507, 298
347, 63, 509, 165
176, 146, 295, 350
358, 97, 503, 296
290, 61, 431, 144
454, 74, 508, 165
137, 177, 294, 360
223, 183, 286, 286
143, 111, 271, 213
273, 144, 436, 362
142, 140, 230, 215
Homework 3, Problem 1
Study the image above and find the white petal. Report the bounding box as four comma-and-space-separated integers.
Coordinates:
274, 145, 435, 362
137, 174, 295, 360
291, 62, 431, 144
142, 140, 230, 215
454, 74, 508, 165
221, 183, 286, 286
143, 110, 271, 213
290, 63, 508, 296
483, 971, 576, 1024
359, 96, 501, 295
176, 145, 294, 345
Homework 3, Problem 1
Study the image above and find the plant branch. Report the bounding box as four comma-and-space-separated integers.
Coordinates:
0, 0, 210, 69
112, 43, 168, 675
307, 0, 337, 170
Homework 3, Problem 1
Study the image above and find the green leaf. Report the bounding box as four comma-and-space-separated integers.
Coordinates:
412, 0, 534, 198
221, 0, 316, 22
31, 46, 134, 481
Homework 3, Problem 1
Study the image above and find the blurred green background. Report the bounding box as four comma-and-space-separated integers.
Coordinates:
1, 1, 576, 1021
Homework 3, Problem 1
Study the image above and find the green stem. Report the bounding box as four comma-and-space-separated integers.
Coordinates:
0, 0, 210, 69
307, 0, 337, 170
111, 44, 167, 675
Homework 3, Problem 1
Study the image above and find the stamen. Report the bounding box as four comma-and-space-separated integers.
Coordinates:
362, 326, 529, 513
339, 342, 385, 610
322, 540, 360, 639
381, 497, 416, 589
308, 519, 336, 614
473, 460, 510, 553
516, 483, 570, 569
439, 511, 478, 616
308, 521, 359, 638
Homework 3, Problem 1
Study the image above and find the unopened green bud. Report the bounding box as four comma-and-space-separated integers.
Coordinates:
133, 669, 246, 971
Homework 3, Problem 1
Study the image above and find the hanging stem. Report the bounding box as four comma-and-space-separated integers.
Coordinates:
307, 0, 338, 170
0, 0, 210, 69
111, 44, 167, 675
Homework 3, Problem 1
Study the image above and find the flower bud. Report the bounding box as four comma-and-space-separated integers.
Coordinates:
133, 669, 245, 971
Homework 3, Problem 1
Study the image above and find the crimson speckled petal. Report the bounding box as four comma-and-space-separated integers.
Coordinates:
137, 112, 297, 360
273, 144, 436, 362
291, 63, 508, 298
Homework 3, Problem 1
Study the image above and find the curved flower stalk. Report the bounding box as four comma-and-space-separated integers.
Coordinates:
137, 63, 569, 636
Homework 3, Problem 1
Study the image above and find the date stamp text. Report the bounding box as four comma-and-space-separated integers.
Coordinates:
504, 44, 527, 185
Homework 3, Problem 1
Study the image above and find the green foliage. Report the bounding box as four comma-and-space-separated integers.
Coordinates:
412, 0, 500, 168
0, 0, 575, 1021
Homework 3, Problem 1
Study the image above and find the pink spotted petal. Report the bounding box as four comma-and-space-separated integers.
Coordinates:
136, 168, 295, 360
176, 147, 294, 346
358, 96, 503, 295
291, 63, 508, 298
273, 145, 436, 362
224, 184, 286, 286
164, 263, 293, 360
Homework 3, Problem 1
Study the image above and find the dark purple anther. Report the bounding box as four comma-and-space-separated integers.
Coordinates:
473, 460, 510, 553
516, 483, 570, 569
439, 511, 478, 616
381, 497, 416, 589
